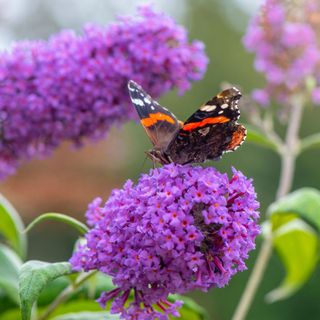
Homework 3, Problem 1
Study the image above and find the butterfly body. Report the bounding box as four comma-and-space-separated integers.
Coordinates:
128, 80, 246, 165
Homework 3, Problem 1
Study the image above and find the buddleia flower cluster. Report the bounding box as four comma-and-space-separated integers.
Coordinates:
0, 5, 208, 180
244, 0, 320, 107
70, 164, 260, 320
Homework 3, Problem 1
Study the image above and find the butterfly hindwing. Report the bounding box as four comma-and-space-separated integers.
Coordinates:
128, 80, 181, 150
225, 124, 247, 152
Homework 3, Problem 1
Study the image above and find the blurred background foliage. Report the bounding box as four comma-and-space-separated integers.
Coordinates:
0, 0, 319, 319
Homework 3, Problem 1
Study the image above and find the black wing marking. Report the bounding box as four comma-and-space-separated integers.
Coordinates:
182, 87, 242, 126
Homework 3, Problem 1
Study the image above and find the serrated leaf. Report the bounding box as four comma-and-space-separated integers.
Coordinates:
19, 261, 72, 320
0, 193, 27, 258
268, 187, 320, 232
245, 125, 279, 152
0, 244, 22, 304
52, 311, 119, 320
24, 213, 88, 235
266, 219, 318, 303
300, 133, 320, 153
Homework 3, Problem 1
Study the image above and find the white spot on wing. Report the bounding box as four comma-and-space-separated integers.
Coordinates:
200, 104, 217, 112
144, 97, 151, 104
132, 98, 144, 107
221, 103, 229, 109
199, 127, 210, 136
218, 110, 224, 115
129, 86, 135, 92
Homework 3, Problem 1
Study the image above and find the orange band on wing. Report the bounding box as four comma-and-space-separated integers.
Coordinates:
140, 112, 175, 127
182, 116, 229, 131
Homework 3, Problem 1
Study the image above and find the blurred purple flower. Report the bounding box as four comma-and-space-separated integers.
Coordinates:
70, 164, 260, 319
244, 0, 320, 107
252, 88, 270, 107
0, 5, 208, 180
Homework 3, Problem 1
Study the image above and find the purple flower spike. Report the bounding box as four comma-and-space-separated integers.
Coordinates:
70, 164, 260, 320
0, 5, 208, 180
244, 0, 320, 107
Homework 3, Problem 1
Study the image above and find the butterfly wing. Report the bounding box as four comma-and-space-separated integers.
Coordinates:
165, 87, 246, 164
183, 87, 242, 126
128, 80, 181, 150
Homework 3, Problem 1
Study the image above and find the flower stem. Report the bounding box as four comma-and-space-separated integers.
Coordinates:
231, 237, 273, 320
38, 271, 97, 320
276, 97, 303, 198
231, 98, 303, 320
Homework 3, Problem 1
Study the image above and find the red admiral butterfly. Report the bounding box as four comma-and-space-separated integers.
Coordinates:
128, 80, 246, 165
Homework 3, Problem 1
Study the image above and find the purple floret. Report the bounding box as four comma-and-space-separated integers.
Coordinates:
0, 5, 208, 180
70, 164, 260, 319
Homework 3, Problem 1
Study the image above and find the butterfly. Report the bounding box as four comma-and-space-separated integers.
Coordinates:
128, 80, 246, 165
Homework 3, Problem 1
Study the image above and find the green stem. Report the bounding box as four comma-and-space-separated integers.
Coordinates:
231, 236, 273, 320
276, 98, 303, 199
38, 271, 97, 320
231, 98, 304, 320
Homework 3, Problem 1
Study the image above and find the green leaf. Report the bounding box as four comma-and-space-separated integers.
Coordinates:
266, 188, 320, 302
0, 292, 18, 314
245, 125, 279, 152
48, 299, 102, 317
268, 187, 320, 232
0, 307, 21, 320
52, 311, 119, 320
0, 193, 27, 258
38, 277, 70, 306
300, 133, 320, 153
0, 244, 22, 304
24, 213, 88, 235
19, 261, 73, 320
266, 219, 318, 303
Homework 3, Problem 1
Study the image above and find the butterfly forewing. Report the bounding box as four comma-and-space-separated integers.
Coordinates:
182, 87, 242, 125
128, 80, 181, 150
